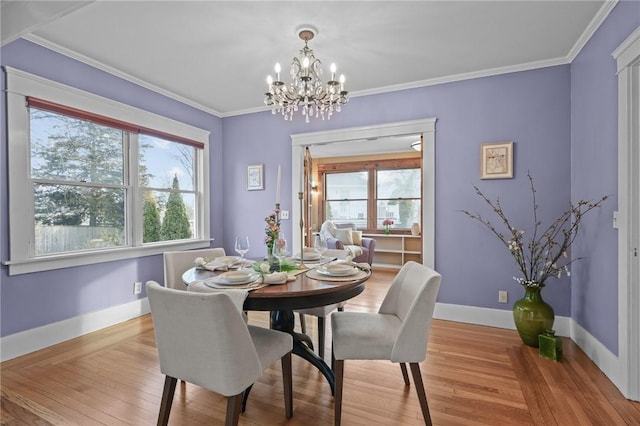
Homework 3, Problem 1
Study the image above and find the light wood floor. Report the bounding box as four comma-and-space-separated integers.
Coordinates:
2, 270, 639, 425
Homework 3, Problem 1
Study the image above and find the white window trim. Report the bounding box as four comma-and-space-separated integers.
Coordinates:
4, 66, 211, 275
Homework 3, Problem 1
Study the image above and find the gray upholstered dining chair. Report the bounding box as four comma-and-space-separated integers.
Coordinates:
146, 281, 293, 426
295, 249, 350, 360
331, 261, 441, 426
163, 247, 226, 290
296, 303, 344, 361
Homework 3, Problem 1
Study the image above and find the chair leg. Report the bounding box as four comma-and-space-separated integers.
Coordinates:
409, 363, 432, 426
282, 352, 293, 418
299, 313, 307, 333
318, 316, 326, 360
157, 376, 177, 426
240, 384, 253, 413
331, 345, 335, 372
334, 359, 344, 426
225, 393, 243, 426
400, 363, 410, 386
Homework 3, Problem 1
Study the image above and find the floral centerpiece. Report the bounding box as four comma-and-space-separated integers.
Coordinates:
463, 172, 607, 346
264, 211, 280, 261
383, 218, 394, 235
252, 260, 298, 275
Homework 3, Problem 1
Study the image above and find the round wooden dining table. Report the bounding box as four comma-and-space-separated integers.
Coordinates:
182, 266, 371, 396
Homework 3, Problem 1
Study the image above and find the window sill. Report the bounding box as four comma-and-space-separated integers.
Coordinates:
3, 239, 213, 276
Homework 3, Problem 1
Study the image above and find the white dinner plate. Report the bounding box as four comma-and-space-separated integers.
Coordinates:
209, 271, 260, 286
294, 252, 322, 261
316, 263, 358, 277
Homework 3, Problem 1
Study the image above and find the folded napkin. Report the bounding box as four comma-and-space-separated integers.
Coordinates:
262, 272, 296, 284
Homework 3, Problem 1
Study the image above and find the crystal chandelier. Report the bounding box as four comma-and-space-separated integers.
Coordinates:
264, 26, 348, 123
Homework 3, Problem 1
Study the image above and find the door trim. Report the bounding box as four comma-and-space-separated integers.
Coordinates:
614, 25, 640, 401
290, 118, 437, 268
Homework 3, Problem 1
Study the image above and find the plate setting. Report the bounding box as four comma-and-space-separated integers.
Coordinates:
293, 251, 322, 261
209, 271, 260, 286
316, 263, 358, 277
202, 256, 241, 271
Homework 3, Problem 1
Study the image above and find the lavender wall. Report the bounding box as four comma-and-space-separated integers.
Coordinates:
0, 39, 223, 337
223, 66, 574, 316
570, 0, 640, 354
1, 3, 635, 356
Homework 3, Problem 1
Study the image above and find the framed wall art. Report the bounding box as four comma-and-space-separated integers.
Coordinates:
247, 163, 264, 190
480, 141, 513, 179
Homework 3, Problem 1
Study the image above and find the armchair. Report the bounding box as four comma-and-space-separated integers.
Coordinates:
320, 221, 376, 265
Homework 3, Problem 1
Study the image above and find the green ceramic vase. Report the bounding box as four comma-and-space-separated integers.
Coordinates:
512, 285, 555, 347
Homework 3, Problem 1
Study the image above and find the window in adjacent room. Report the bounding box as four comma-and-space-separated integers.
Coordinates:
319, 157, 421, 232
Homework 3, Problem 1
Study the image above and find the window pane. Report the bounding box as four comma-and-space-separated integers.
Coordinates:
325, 172, 368, 199
140, 134, 195, 190
143, 189, 195, 243
34, 183, 125, 254
377, 169, 421, 199
30, 108, 124, 184
377, 199, 421, 229
326, 200, 367, 228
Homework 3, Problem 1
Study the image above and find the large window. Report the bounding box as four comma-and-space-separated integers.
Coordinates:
320, 158, 421, 232
6, 68, 210, 275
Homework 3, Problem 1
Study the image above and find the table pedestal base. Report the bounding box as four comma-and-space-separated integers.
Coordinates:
271, 310, 335, 395
241, 309, 335, 413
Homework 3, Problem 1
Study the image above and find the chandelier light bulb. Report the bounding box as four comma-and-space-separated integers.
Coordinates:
263, 25, 349, 122
274, 63, 281, 81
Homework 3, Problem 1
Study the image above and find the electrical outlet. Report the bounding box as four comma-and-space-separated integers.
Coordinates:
498, 290, 508, 303
280, 210, 289, 219
134, 281, 142, 295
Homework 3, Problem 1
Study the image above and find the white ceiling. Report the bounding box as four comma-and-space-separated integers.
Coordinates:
2, 0, 611, 119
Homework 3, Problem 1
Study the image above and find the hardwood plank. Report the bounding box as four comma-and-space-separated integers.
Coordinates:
1, 270, 639, 425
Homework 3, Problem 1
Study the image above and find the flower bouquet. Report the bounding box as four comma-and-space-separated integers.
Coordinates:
382, 218, 394, 235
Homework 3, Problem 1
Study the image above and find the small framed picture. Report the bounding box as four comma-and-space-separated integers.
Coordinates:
480, 142, 513, 179
247, 164, 264, 190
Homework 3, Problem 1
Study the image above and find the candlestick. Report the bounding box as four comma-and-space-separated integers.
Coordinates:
300, 149, 305, 192
298, 191, 306, 269
276, 164, 281, 204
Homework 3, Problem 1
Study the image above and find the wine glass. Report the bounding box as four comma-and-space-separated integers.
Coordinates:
313, 234, 328, 259
274, 232, 288, 272
234, 236, 250, 269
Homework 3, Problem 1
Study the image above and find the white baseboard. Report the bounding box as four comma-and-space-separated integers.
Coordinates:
571, 319, 620, 390
434, 302, 620, 394
434, 302, 571, 336
0, 298, 150, 362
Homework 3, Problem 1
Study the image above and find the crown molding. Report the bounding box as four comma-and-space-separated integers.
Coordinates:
567, 0, 618, 62
21, 34, 224, 118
